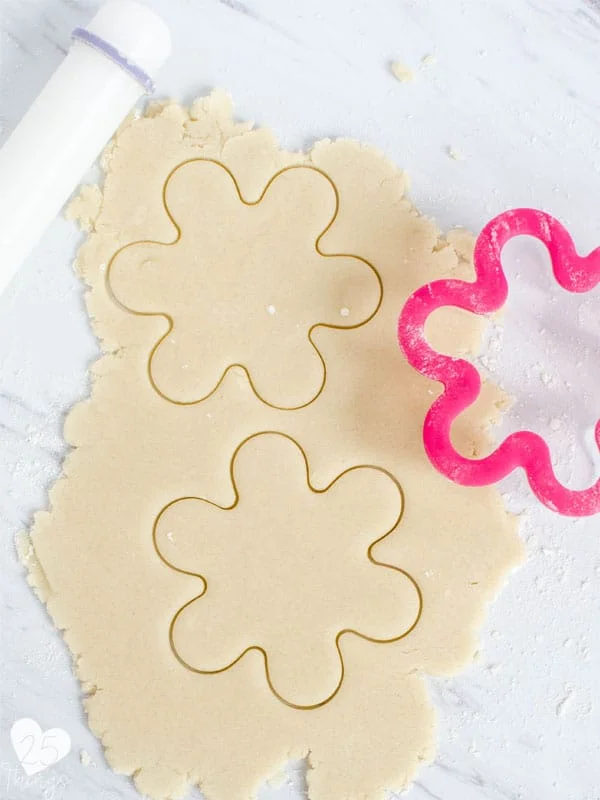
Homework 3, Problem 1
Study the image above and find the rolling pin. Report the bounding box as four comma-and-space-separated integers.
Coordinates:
0, 0, 171, 296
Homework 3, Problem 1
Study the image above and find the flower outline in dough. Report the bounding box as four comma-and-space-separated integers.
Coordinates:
153, 432, 423, 710
106, 159, 383, 410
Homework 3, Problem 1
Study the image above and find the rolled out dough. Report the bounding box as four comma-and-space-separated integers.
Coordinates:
154, 431, 422, 710
108, 159, 381, 409
23, 91, 523, 800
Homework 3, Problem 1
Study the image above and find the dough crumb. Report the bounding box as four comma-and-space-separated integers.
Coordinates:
65, 184, 103, 232
447, 146, 464, 162
80, 749, 93, 767
391, 61, 414, 83
15, 531, 51, 601
145, 99, 179, 119
421, 54, 437, 68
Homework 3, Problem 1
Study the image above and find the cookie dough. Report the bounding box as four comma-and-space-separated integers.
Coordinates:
108, 160, 381, 408
23, 91, 523, 800
154, 431, 421, 710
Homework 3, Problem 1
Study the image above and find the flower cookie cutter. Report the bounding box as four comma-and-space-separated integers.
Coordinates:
398, 208, 600, 517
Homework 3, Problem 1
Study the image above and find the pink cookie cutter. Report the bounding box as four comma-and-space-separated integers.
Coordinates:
398, 208, 600, 517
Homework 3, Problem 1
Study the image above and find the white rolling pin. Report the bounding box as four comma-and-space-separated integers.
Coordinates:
0, 0, 171, 296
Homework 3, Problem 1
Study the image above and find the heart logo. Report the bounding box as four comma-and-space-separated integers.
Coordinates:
10, 718, 71, 776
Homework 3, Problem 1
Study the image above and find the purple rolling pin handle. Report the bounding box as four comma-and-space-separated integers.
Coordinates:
71, 27, 155, 94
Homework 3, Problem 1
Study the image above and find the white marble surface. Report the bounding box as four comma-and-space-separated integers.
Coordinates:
1, 1, 600, 798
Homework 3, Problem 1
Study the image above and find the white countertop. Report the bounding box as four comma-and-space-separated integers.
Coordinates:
1, 1, 600, 799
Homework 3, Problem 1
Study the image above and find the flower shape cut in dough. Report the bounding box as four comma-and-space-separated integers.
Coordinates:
108, 160, 382, 409
154, 433, 422, 709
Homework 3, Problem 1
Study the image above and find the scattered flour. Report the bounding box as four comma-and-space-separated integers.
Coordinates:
421, 53, 437, 67
447, 146, 464, 161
